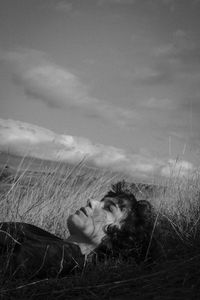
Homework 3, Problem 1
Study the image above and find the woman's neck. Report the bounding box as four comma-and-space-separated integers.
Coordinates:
66, 235, 98, 255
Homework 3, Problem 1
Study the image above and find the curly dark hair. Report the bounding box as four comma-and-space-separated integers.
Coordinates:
93, 185, 159, 263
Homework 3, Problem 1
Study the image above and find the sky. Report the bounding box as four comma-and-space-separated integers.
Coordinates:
0, 0, 200, 180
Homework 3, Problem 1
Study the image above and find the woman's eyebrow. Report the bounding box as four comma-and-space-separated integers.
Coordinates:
104, 198, 117, 207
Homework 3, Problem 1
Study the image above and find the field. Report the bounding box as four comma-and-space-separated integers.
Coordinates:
0, 152, 200, 299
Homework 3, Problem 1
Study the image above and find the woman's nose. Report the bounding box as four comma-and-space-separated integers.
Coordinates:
87, 199, 101, 210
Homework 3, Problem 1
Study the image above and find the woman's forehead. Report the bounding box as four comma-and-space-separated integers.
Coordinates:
101, 195, 133, 208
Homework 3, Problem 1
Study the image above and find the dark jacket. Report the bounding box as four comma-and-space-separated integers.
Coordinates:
0, 222, 84, 279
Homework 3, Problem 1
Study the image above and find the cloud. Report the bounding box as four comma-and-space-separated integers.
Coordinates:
98, 0, 197, 9
160, 0, 176, 11
0, 118, 195, 179
0, 118, 148, 176
135, 29, 200, 87
125, 154, 162, 178
1, 48, 137, 128
154, 29, 196, 56
98, 0, 136, 5
140, 97, 176, 110
161, 159, 194, 177
1, 49, 92, 106
153, 29, 200, 69
54, 1, 73, 13
131, 64, 175, 86
43, 0, 75, 14
0, 119, 55, 151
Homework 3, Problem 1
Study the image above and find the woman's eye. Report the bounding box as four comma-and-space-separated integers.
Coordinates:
106, 205, 116, 212
104, 204, 111, 212
103, 200, 117, 212
105, 206, 110, 212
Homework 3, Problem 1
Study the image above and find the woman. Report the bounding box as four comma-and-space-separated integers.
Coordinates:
0, 186, 157, 279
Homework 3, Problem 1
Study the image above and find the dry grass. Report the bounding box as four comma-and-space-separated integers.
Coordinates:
0, 157, 200, 299
0, 158, 121, 237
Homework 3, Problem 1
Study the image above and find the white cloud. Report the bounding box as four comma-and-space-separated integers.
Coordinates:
0, 118, 131, 169
0, 119, 55, 145
153, 44, 175, 57
98, 0, 136, 5
0, 118, 169, 179
140, 97, 176, 110
125, 154, 162, 178
54, 1, 73, 13
161, 159, 193, 177
160, 0, 176, 11
130, 163, 155, 173
43, 1, 74, 14
0, 118, 195, 179
1, 48, 137, 128
23, 64, 93, 106
154, 29, 196, 59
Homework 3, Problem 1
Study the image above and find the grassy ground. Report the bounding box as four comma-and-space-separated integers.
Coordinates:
0, 156, 200, 299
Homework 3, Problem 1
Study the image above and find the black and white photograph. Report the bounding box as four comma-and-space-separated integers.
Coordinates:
0, 0, 200, 299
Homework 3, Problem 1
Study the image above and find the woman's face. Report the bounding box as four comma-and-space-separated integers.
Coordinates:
67, 195, 133, 246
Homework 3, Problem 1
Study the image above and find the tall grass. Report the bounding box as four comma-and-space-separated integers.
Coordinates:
0, 158, 200, 299
0, 158, 122, 237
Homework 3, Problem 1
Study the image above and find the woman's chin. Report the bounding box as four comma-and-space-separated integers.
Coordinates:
67, 214, 84, 235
